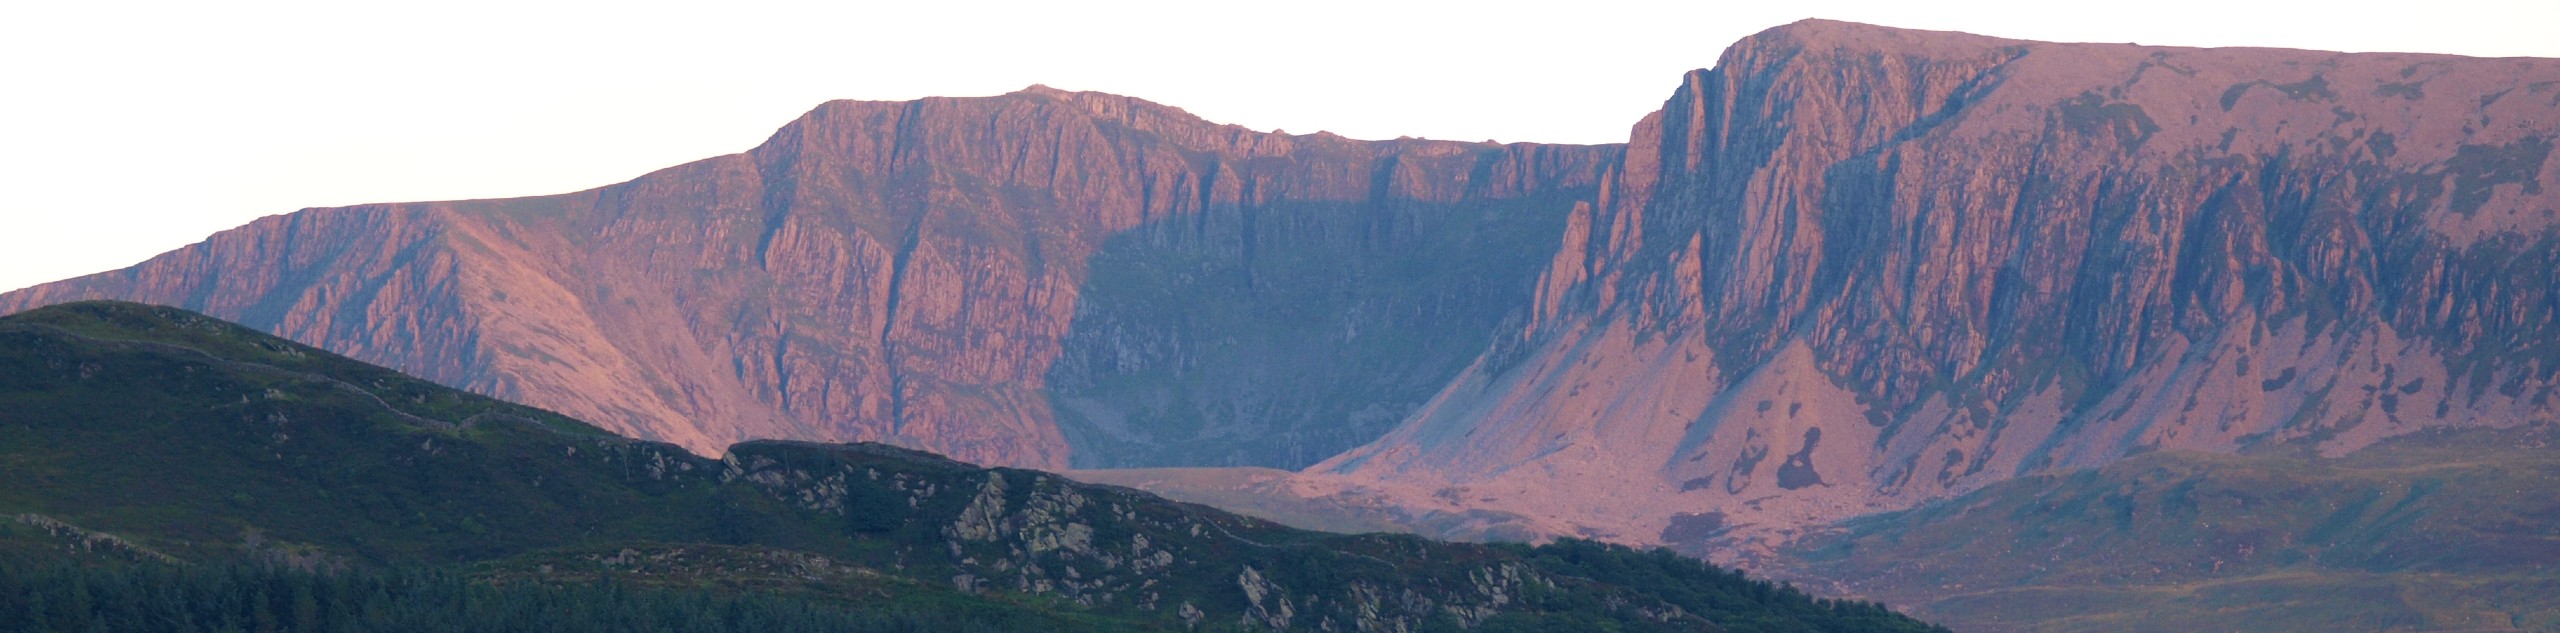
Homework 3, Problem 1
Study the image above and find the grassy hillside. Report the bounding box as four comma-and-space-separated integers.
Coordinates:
0, 301, 1945, 632
1778, 424, 2560, 632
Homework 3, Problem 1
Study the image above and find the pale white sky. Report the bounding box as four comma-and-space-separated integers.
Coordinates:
4, 0, 2555, 294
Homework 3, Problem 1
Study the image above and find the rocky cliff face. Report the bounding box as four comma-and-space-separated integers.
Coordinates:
1313, 20, 2560, 555
0, 87, 1613, 469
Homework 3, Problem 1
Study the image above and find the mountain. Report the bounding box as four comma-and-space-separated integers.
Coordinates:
0, 88, 1614, 470
1302, 19, 2560, 553
5, 18, 2559, 627
0, 301, 1946, 632
1770, 423, 2560, 632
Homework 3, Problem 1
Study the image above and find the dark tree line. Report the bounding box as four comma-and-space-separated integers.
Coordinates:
0, 561, 1095, 633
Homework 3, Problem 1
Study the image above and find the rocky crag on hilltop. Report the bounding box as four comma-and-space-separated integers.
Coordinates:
7, 20, 2557, 566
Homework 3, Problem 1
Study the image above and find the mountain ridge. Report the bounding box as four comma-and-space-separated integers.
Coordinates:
1, 87, 1618, 470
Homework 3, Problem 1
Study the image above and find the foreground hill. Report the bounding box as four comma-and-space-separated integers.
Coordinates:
0, 301, 1944, 632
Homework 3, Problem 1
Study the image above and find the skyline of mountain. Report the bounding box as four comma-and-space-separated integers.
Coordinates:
14, 3, 2560, 299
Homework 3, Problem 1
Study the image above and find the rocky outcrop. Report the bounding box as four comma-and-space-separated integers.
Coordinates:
1316, 20, 2560, 556
0, 88, 1612, 469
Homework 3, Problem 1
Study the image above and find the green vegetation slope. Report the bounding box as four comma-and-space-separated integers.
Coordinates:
0, 301, 1943, 632
1778, 425, 2560, 632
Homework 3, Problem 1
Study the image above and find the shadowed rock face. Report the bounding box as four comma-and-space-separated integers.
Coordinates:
0, 87, 1614, 469
1314, 20, 2560, 554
